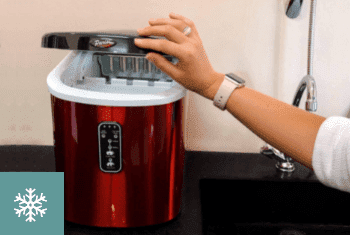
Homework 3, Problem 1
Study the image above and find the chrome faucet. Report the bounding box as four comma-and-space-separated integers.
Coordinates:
286, 0, 303, 19
292, 75, 317, 111
260, 0, 318, 172
260, 143, 296, 172
260, 75, 317, 172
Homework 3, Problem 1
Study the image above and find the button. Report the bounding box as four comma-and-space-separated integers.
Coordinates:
106, 158, 115, 167
102, 134, 106, 138
106, 154, 115, 158
108, 139, 112, 143
114, 135, 118, 138
107, 150, 114, 156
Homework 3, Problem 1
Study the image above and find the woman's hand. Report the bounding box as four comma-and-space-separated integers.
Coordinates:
134, 12, 224, 100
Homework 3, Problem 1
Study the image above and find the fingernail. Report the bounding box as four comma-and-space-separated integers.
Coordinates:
134, 38, 140, 43
145, 54, 154, 61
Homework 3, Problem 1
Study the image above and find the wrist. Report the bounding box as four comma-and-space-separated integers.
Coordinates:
204, 72, 225, 101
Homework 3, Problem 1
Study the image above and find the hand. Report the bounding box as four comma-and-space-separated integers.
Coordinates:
134, 12, 224, 100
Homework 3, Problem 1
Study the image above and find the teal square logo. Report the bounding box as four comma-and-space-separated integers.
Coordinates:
0, 172, 64, 235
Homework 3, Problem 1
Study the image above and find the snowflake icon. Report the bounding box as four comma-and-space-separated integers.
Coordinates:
14, 188, 47, 222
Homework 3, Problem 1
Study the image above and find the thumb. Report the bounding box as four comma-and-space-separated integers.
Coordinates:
146, 53, 181, 80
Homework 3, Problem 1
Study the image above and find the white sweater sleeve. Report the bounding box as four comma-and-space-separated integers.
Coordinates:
312, 116, 350, 193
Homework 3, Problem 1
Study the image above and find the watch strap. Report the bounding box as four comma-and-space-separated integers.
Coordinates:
213, 75, 239, 110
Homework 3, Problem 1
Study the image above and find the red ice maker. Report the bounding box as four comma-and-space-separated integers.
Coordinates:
42, 31, 187, 228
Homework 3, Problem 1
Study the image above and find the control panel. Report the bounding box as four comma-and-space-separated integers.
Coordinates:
98, 122, 122, 173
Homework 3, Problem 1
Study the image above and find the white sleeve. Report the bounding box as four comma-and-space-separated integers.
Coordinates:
312, 116, 350, 193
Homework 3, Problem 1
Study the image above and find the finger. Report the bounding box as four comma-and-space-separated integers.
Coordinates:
134, 38, 183, 59
148, 18, 191, 36
169, 12, 199, 36
146, 52, 182, 80
137, 25, 187, 44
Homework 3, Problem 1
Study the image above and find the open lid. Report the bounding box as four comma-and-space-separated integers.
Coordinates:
41, 30, 170, 56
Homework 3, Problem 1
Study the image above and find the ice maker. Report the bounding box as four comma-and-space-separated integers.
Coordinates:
41, 30, 187, 228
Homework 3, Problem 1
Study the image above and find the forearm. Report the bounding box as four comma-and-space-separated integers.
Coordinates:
206, 73, 326, 169
135, 15, 326, 170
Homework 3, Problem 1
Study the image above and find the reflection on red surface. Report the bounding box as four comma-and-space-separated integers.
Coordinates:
51, 95, 185, 227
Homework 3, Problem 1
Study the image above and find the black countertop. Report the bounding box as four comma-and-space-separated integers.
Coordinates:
0, 145, 337, 235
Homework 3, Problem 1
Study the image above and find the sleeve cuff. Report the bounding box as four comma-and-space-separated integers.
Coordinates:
312, 116, 350, 193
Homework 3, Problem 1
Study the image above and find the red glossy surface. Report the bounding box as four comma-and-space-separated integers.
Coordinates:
51, 95, 186, 228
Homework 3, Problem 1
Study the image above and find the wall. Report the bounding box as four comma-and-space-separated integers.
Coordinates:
0, 0, 349, 153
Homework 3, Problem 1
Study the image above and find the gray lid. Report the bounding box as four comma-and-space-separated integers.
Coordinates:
41, 30, 172, 57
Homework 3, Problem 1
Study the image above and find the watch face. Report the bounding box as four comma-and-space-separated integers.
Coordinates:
226, 73, 245, 84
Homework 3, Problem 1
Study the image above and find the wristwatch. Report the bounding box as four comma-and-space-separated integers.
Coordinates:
213, 73, 245, 110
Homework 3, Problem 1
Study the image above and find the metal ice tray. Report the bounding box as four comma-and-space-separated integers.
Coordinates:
95, 53, 175, 84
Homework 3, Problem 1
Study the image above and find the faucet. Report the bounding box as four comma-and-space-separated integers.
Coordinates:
286, 0, 303, 19
260, 75, 317, 172
292, 75, 317, 111
260, 143, 296, 172
260, 0, 318, 172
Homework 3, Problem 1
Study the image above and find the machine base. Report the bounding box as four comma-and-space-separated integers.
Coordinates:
65, 210, 183, 229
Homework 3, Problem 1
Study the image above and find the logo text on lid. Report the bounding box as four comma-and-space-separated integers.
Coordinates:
90, 38, 117, 48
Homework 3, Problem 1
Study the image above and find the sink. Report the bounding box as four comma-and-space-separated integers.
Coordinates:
200, 178, 350, 234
